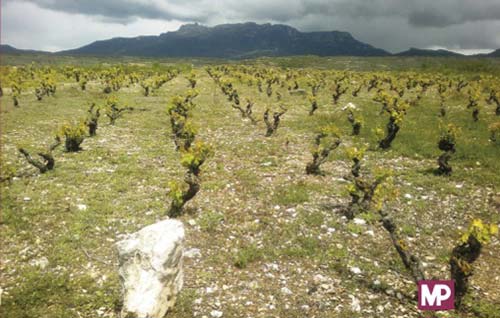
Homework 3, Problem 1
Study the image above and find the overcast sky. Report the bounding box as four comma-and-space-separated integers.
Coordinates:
2, 0, 500, 54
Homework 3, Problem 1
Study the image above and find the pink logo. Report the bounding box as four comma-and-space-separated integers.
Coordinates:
418, 280, 454, 311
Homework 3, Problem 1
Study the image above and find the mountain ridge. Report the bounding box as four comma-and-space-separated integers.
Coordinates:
1, 23, 499, 58
395, 47, 465, 57
58, 22, 390, 58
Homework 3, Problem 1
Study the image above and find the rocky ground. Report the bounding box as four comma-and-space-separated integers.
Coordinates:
1, 64, 499, 318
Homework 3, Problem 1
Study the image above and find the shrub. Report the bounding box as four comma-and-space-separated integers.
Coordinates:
456, 78, 469, 92
167, 92, 199, 151
140, 80, 151, 96
437, 123, 459, 175
348, 170, 426, 285
79, 74, 88, 91
346, 146, 366, 178
437, 82, 449, 117
331, 81, 348, 105
378, 208, 426, 284
85, 103, 100, 136
485, 88, 499, 115
488, 122, 500, 142
345, 166, 394, 220
263, 106, 287, 137
12, 82, 21, 107
232, 98, 258, 124
467, 87, 482, 122
167, 142, 213, 217
59, 122, 87, 152
104, 96, 133, 125
308, 94, 318, 115
351, 84, 362, 97
343, 103, 363, 135
18, 137, 61, 173
374, 91, 409, 149
170, 113, 197, 151
180, 142, 213, 176
305, 125, 342, 175
450, 219, 498, 308
187, 71, 196, 88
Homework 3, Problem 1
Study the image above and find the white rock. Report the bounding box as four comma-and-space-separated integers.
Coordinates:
342, 102, 358, 111
29, 256, 49, 269
96, 307, 105, 316
349, 295, 361, 312
184, 248, 201, 259
116, 219, 184, 318
364, 230, 375, 237
206, 286, 216, 294
313, 274, 328, 284
353, 218, 366, 225
281, 287, 293, 295
404, 193, 412, 199
77, 204, 87, 211
349, 267, 362, 275
210, 310, 223, 318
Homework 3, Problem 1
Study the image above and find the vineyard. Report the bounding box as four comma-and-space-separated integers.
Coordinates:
0, 56, 499, 318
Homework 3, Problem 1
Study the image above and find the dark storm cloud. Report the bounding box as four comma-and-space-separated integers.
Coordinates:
3, 0, 500, 52
407, 1, 500, 27
5, 0, 214, 22
13, 0, 500, 27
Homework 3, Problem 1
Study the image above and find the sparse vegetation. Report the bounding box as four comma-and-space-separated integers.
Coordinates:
1, 57, 499, 318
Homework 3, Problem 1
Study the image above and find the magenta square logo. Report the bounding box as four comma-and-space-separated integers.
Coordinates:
418, 280, 455, 311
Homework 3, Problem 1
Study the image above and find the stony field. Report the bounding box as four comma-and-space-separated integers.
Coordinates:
1, 56, 499, 318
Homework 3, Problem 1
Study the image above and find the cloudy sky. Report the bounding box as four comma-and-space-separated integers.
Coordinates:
2, 0, 500, 54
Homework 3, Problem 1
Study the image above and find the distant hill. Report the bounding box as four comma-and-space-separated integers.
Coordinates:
0, 44, 49, 55
485, 49, 500, 57
2, 24, 498, 59
58, 22, 390, 58
395, 47, 464, 57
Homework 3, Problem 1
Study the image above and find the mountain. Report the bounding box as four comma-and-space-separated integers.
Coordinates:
59, 22, 390, 58
395, 47, 464, 57
0, 44, 49, 55
485, 49, 500, 57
